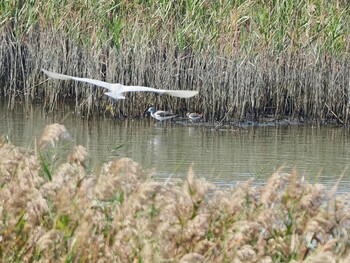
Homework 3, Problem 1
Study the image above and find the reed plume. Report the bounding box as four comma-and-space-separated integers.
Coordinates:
68, 145, 88, 168
38, 123, 71, 149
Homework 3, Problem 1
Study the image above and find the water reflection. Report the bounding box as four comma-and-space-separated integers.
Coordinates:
1, 101, 350, 192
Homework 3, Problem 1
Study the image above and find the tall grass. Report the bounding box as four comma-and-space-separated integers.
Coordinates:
0, 124, 350, 261
1, 0, 350, 123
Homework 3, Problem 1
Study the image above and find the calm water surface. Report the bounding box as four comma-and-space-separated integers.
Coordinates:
1, 102, 350, 192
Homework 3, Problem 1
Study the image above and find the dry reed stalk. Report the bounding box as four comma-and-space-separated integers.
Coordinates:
1, 1, 350, 123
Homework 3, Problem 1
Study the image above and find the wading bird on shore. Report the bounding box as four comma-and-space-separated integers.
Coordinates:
42, 69, 198, 100
186, 112, 203, 123
147, 107, 177, 122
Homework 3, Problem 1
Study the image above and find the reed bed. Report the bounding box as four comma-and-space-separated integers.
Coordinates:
0, 123, 349, 262
1, 1, 350, 123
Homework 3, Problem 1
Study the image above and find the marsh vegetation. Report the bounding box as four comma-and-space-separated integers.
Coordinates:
0, 124, 350, 261
1, 1, 350, 123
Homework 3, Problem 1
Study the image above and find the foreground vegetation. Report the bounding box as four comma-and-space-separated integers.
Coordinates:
1, 1, 350, 123
0, 123, 349, 262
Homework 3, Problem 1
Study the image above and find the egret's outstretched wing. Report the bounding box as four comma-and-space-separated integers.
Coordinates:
42, 69, 113, 91
42, 69, 199, 99
121, 85, 199, 98
162, 90, 198, 98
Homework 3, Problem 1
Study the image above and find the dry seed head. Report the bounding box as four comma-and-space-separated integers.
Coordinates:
187, 163, 195, 186
256, 208, 276, 229
194, 239, 216, 256
220, 184, 254, 215
68, 145, 89, 167
109, 157, 144, 178
122, 181, 162, 215
53, 188, 79, 217
183, 213, 209, 244
38, 123, 71, 149
26, 226, 46, 246
306, 250, 336, 263
321, 239, 340, 253
299, 183, 325, 212
41, 163, 78, 198
327, 172, 345, 200
304, 217, 330, 247
206, 190, 233, 218
334, 195, 350, 228
72, 222, 107, 261
229, 221, 261, 246
340, 253, 350, 263
237, 244, 256, 262
36, 229, 65, 258
260, 169, 289, 207
26, 190, 49, 226
0, 144, 39, 184
257, 231, 267, 257
285, 169, 305, 200
259, 256, 273, 263
179, 253, 206, 263
94, 158, 145, 199
2, 156, 45, 225
141, 240, 158, 262
184, 164, 216, 200
76, 176, 95, 204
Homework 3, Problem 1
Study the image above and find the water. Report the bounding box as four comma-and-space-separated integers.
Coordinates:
1, 101, 350, 192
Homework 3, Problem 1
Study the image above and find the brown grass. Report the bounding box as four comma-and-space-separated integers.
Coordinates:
0, 124, 349, 262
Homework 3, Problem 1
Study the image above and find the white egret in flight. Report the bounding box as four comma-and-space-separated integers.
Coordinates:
42, 69, 198, 100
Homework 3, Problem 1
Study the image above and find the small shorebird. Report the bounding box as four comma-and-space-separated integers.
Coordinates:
186, 112, 203, 122
42, 69, 199, 100
147, 107, 177, 122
